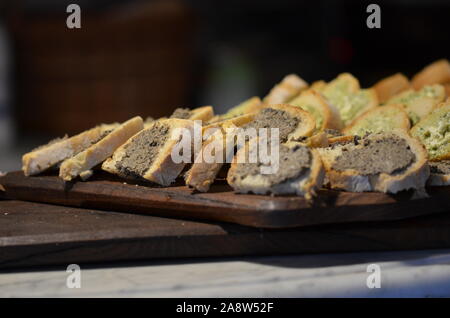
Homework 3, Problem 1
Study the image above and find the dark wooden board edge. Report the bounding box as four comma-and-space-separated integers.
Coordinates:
1, 171, 450, 228
2, 200, 450, 270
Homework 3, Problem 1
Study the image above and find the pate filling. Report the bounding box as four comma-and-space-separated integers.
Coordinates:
232, 143, 311, 186
115, 122, 170, 178
429, 160, 450, 175
170, 108, 192, 119
242, 108, 299, 142
333, 136, 416, 175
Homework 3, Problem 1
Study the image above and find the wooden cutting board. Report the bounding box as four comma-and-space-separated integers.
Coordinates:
1, 200, 450, 269
1, 171, 450, 228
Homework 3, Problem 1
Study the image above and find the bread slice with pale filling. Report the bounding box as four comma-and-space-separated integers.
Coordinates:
321, 73, 379, 126
317, 130, 429, 193
410, 101, 450, 161
227, 138, 324, 198
386, 84, 446, 125
59, 116, 144, 181
343, 104, 410, 136
102, 118, 194, 186
289, 89, 343, 131
22, 123, 119, 176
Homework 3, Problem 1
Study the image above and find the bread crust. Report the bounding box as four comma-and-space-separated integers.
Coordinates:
373, 73, 410, 103
412, 59, 450, 90
290, 89, 343, 131
189, 105, 214, 122
263, 74, 308, 104
59, 116, 143, 181
318, 130, 430, 193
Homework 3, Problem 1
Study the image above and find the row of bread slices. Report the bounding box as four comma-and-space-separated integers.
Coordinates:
22, 59, 450, 198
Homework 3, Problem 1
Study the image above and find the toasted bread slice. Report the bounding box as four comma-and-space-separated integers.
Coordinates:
220, 97, 263, 121
412, 59, 450, 90
185, 123, 241, 192
22, 123, 119, 176
444, 83, 450, 97
244, 104, 316, 142
410, 101, 450, 161
321, 73, 378, 126
186, 105, 315, 192
310, 80, 327, 92
59, 116, 143, 181
387, 84, 446, 125
427, 160, 450, 186
263, 74, 308, 104
373, 73, 410, 103
227, 138, 324, 198
317, 130, 429, 193
102, 118, 194, 186
343, 104, 410, 136
289, 89, 343, 131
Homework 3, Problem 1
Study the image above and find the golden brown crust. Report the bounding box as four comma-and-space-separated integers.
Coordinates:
373, 73, 410, 103
263, 74, 308, 104
412, 59, 450, 90
22, 123, 119, 176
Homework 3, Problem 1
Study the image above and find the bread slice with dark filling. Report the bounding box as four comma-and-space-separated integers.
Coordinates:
227, 138, 324, 198
317, 130, 429, 193
186, 105, 315, 192
102, 118, 194, 186
427, 160, 450, 186
59, 116, 144, 181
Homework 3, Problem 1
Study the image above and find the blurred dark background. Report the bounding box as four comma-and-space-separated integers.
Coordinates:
0, 0, 449, 171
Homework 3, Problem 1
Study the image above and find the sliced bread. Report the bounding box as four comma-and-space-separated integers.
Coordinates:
227, 138, 324, 198
410, 101, 450, 161
289, 89, 343, 131
373, 73, 410, 103
185, 105, 315, 192
343, 104, 410, 136
321, 73, 378, 126
317, 130, 429, 193
217, 96, 263, 121
102, 118, 194, 186
263, 74, 308, 104
59, 116, 144, 181
386, 84, 446, 125
22, 123, 119, 176
412, 59, 450, 90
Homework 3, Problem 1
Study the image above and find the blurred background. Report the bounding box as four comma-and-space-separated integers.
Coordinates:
0, 0, 449, 171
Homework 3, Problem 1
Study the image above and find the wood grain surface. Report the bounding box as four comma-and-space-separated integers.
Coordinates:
1, 200, 450, 269
1, 171, 450, 228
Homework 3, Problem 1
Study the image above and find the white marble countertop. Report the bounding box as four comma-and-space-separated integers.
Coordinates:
1, 249, 450, 297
